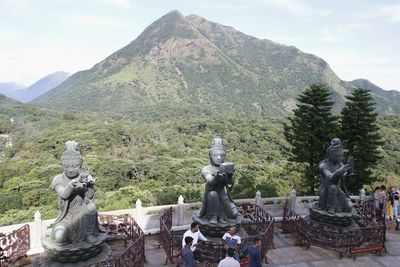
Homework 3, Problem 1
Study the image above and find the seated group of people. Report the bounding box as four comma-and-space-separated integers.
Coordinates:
181, 222, 262, 267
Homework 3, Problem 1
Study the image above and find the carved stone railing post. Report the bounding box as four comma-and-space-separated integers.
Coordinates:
289, 188, 297, 212
359, 188, 366, 202
255, 190, 262, 207
177, 195, 184, 226
29, 210, 43, 255
135, 199, 143, 228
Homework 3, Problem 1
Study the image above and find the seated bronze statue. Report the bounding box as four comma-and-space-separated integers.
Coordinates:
198, 138, 240, 225
42, 141, 106, 263
318, 138, 354, 214
51, 141, 100, 244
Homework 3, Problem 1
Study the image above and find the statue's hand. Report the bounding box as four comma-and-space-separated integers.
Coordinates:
70, 178, 84, 189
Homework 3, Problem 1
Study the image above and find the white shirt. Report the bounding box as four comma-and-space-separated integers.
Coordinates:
222, 232, 241, 249
218, 256, 240, 267
182, 229, 207, 251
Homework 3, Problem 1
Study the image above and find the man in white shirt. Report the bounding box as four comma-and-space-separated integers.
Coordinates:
218, 248, 240, 267
221, 226, 241, 260
182, 222, 208, 259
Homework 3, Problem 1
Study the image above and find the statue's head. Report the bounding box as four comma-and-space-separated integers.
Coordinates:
326, 138, 343, 164
61, 141, 83, 179
209, 138, 226, 166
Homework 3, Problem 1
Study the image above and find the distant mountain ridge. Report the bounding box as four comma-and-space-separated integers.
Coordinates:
349, 79, 400, 114
33, 10, 400, 116
6, 72, 69, 103
0, 82, 26, 97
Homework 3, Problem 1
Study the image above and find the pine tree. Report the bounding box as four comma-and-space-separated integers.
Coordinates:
340, 88, 383, 193
284, 84, 338, 194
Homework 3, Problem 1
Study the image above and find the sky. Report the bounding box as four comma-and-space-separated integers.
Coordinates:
0, 0, 399, 91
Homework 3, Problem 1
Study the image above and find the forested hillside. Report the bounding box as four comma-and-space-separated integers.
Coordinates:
0, 106, 399, 226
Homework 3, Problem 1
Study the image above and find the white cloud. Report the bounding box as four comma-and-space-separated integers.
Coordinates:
252, 0, 332, 16
352, 4, 400, 24
103, 0, 133, 8
63, 14, 127, 27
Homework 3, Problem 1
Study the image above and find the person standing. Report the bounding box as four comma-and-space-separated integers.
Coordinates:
221, 226, 241, 260
182, 236, 195, 267
182, 222, 208, 259
242, 237, 263, 267
218, 248, 240, 267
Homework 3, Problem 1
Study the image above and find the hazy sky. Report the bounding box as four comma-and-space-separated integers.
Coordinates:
1, 0, 399, 91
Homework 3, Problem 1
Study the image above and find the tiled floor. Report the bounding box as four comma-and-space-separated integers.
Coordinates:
145, 224, 400, 267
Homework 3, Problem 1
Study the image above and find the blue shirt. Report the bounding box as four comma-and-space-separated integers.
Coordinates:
181, 246, 195, 267
243, 246, 262, 267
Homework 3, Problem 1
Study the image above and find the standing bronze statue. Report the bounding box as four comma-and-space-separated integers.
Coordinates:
193, 138, 243, 236
310, 138, 355, 226
42, 141, 107, 264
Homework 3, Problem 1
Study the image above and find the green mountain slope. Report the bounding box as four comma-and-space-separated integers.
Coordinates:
350, 79, 400, 114
33, 10, 399, 116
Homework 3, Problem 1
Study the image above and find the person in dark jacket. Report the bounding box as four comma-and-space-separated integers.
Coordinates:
182, 236, 195, 267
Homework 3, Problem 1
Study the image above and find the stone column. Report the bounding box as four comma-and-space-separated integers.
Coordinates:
135, 199, 143, 228
28, 210, 44, 255
177, 195, 184, 226
288, 188, 297, 212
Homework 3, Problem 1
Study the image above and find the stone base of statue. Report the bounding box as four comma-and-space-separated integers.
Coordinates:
192, 211, 243, 237
309, 202, 354, 226
41, 232, 108, 265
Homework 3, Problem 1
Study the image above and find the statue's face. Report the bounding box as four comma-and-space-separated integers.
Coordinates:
210, 149, 226, 166
330, 149, 343, 164
62, 158, 82, 178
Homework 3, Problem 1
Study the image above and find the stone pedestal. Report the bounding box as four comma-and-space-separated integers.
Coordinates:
309, 202, 354, 226
192, 211, 243, 237
38, 242, 111, 267
41, 232, 107, 264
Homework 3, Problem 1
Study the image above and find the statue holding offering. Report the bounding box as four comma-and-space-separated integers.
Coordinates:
193, 138, 243, 236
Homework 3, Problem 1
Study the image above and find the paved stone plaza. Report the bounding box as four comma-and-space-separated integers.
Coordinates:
144, 223, 400, 267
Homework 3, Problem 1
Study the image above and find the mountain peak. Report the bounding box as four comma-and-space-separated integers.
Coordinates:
33, 11, 400, 116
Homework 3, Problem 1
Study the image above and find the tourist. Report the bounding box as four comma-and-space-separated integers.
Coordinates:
242, 237, 263, 267
377, 185, 386, 216
221, 226, 241, 260
371, 186, 380, 209
386, 187, 396, 223
218, 248, 240, 267
182, 236, 195, 267
182, 222, 208, 259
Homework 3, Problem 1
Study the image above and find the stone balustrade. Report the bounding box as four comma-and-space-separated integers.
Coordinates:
0, 191, 363, 256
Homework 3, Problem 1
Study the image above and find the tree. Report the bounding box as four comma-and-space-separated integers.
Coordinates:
284, 84, 338, 194
340, 88, 383, 193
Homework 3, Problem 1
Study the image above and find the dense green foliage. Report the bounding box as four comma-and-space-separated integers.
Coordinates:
341, 88, 383, 193
0, 108, 301, 226
284, 84, 338, 194
0, 97, 399, 226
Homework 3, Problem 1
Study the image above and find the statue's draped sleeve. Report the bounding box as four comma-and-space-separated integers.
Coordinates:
51, 175, 70, 224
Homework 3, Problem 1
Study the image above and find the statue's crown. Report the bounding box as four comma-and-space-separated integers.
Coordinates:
210, 138, 225, 150
328, 138, 343, 151
61, 140, 82, 160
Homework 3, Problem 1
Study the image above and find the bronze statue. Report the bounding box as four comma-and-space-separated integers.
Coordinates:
318, 138, 354, 214
51, 141, 100, 244
193, 138, 242, 236
42, 141, 107, 264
